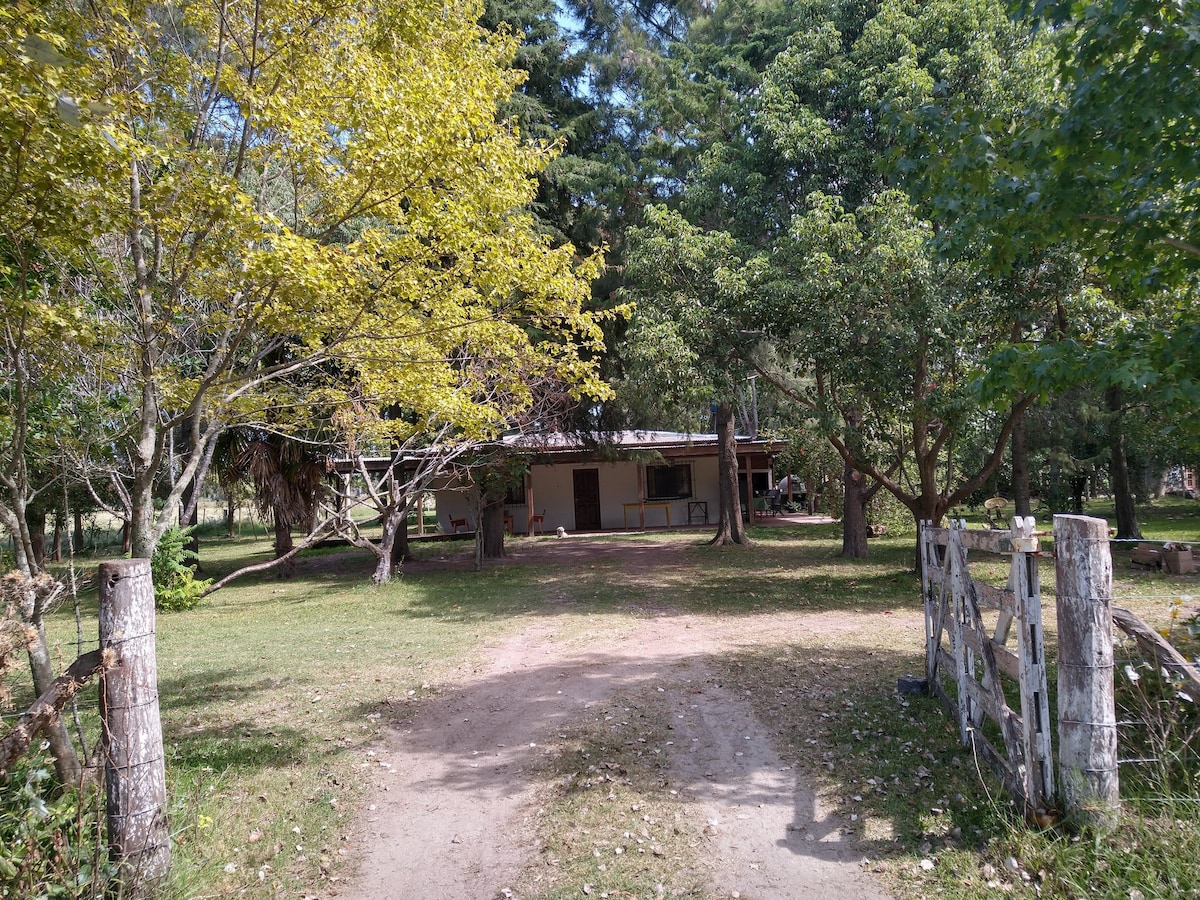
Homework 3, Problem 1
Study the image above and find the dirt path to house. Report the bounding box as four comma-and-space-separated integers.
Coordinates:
337, 537, 898, 900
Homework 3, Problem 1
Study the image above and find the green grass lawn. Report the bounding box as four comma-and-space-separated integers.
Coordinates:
7, 496, 1199, 899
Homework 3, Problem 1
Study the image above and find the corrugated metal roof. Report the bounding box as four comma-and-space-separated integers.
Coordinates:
336, 431, 781, 473
500, 430, 723, 449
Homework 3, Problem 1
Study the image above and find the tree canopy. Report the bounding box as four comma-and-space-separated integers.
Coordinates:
2, 0, 609, 567
3, 0, 1196, 575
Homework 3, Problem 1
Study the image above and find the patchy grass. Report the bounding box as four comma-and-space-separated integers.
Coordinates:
706, 517, 1200, 900
13, 503, 1200, 899
23, 538, 545, 898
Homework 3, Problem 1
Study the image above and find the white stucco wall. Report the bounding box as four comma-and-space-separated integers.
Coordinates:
432, 455, 749, 534
519, 458, 724, 532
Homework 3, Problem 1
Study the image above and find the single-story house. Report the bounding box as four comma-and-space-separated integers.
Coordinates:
432, 431, 783, 535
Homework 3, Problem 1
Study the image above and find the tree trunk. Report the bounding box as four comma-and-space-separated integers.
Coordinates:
0, 549, 84, 785
183, 500, 199, 563
709, 403, 749, 546
1070, 476, 1087, 515
129, 156, 162, 564
28, 506, 46, 567
73, 508, 84, 555
374, 508, 410, 583
273, 515, 295, 578
1107, 387, 1141, 540
129, 473, 156, 560
180, 416, 200, 559
1011, 410, 1032, 518
51, 513, 63, 561
372, 552, 392, 584
23, 622, 82, 785
838, 406, 870, 557
902, 491, 948, 573
0, 648, 113, 779
391, 520, 411, 565
225, 491, 236, 538
841, 461, 869, 558
481, 497, 507, 559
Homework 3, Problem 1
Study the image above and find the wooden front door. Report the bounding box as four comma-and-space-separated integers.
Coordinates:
573, 469, 601, 531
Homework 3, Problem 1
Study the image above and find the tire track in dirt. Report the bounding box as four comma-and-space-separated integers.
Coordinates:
339, 540, 895, 900
663, 660, 891, 899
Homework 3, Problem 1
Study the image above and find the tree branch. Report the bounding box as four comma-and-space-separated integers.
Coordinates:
0, 648, 117, 781
199, 519, 338, 595
944, 396, 1036, 508
1076, 214, 1200, 257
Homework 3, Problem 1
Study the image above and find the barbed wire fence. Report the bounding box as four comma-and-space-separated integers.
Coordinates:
1, 558, 170, 898
1107, 549, 1199, 801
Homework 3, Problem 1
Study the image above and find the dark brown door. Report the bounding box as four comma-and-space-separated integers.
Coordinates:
573, 469, 601, 531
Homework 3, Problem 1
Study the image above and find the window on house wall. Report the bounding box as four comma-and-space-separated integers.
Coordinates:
504, 480, 526, 505
645, 464, 692, 499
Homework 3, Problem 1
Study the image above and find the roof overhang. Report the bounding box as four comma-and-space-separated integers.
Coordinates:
332, 430, 785, 474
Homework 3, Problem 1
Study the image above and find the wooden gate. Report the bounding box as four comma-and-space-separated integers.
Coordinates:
920, 516, 1054, 815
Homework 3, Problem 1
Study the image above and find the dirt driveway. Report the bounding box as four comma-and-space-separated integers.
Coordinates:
337, 536, 900, 900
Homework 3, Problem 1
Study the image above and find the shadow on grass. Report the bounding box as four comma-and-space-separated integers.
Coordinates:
646, 566, 923, 615
157, 669, 289, 711
158, 670, 317, 772
714, 642, 1014, 862
164, 720, 310, 772
746, 522, 847, 542
381, 535, 923, 623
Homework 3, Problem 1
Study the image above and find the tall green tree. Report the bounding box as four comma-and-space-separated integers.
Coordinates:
624, 206, 754, 544
475, 0, 723, 445
753, 191, 1038, 544
629, 0, 1068, 557
895, 0, 1200, 454
908, 0, 1200, 276
0, 2, 120, 784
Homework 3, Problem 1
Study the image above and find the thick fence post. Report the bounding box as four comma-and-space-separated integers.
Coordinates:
99, 559, 171, 893
1053, 515, 1119, 830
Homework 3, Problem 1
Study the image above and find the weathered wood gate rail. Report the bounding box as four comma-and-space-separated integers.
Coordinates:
920, 516, 1054, 816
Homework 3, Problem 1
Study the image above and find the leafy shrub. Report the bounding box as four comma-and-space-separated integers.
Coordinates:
867, 488, 916, 536
0, 754, 111, 897
151, 526, 212, 612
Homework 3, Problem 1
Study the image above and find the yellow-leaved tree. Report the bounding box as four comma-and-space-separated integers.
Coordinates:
1, 2, 126, 783
61, 0, 608, 560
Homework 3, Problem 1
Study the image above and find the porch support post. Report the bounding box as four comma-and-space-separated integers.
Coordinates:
637, 464, 646, 528
525, 474, 535, 535
741, 455, 751, 521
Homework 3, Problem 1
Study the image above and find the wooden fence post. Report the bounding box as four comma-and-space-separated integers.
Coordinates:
1011, 516, 1054, 811
948, 522, 974, 743
921, 521, 937, 682
1053, 515, 1120, 830
99, 559, 171, 893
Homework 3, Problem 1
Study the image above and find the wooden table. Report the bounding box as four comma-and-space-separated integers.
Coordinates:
623, 501, 671, 529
